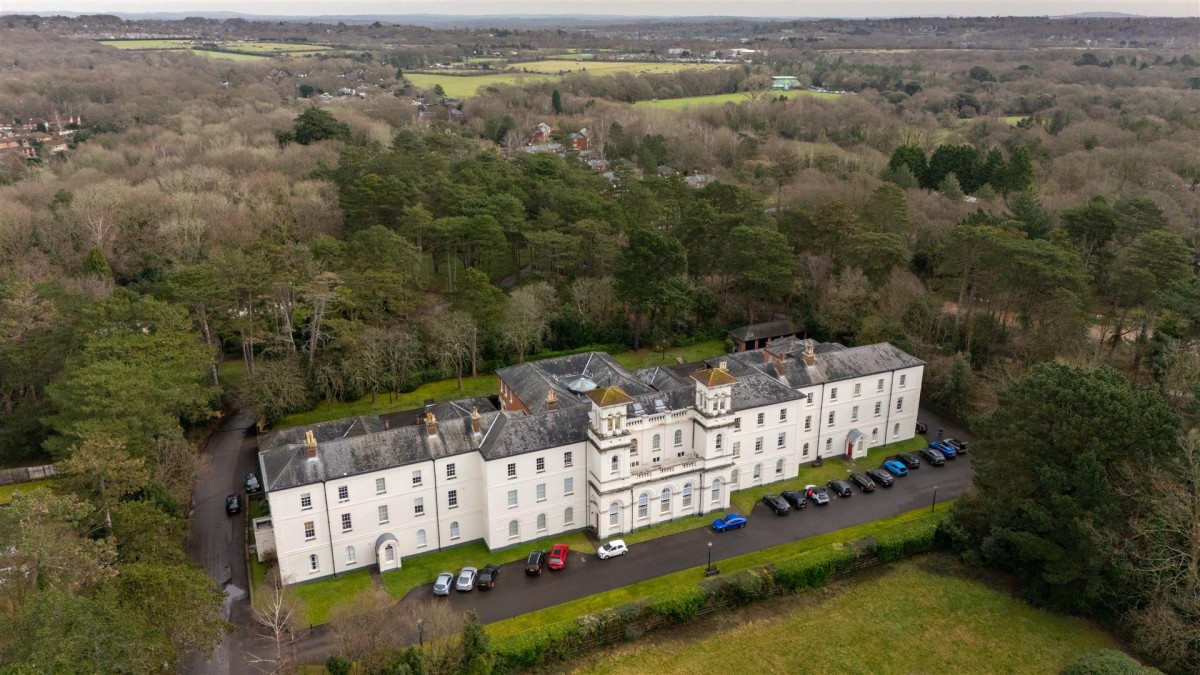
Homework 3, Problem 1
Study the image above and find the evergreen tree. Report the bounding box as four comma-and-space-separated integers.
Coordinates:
551, 89, 563, 114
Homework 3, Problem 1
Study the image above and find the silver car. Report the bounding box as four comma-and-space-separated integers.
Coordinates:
455, 566, 478, 592
432, 572, 454, 596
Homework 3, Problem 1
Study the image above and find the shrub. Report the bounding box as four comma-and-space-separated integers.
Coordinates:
1060, 649, 1158, 675
874, 518, 939, 562
773, 544, 856, 593
492, 619, 581, 671
648, 584, 708, 624
722, 567, 776, 606
324, 655, 352, 675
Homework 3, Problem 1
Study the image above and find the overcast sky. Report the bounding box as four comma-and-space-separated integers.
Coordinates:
4, 0, 1198, 17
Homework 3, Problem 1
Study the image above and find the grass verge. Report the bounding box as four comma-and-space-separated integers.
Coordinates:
289, 569, 375, 626
486, 505, 948, 639
569, 554, 1122, 674
0, 478, 56, 505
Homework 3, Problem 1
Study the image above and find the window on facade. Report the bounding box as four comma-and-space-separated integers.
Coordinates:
446, 463, 456, 479
828, 411, 835, 427
450, 521, 460, 540
732, 441, 740, 457
731, 468, 739, 484
448, 490, 458, 509
384, 546, 395, 563
682, 484, 693, 507
660, 488, 671, 513
563, 477, 574, 495
899, 374, 907, 387
341, 513, 352, 532
536, 457, 545, 473
778, 432, 786, 448
417, 529, 427, 547
854, 383, 861, 397
564, 507, 574, 526
715, 434, 723, 451
753, 464, 762, 482
536, 483, 546, 502
412, 470, 422, 487
711, 479, 722, 503
375, 477, 386, 494
877, 378, 885, 392
637, 493, 648, 519
806, 393, 814, 406
611, 455, 619, 474
507, 490, 517, 508
609, 503, 619, 526
630, 439, 638, 455
826, 438, 833, 453
337, 485, 349, 502
564, 451, 573, 467
537, 513, 547, 532
674, 430, 683, 446
851, 406, 859, 422
894, 423, 900, 437
755, 437, 763, 453
378, 505, 389, 524
779, 408, 787, 422
757, 412, 765, 426
804, 415, 812, 432
507, 463, 516, 478
652, 434, 660, 450
508, 521, 519, 539
414, 497, 424, 516
346, 546, 356, 565
872, 429, 878, 442
309, 554, 319, 572
830, 387, 838, 401
874, 401, 882, 417
776, 458, 784, 475
300, 493, 312, 510
734, 417, 742, 431
896, 397, 904, 411
304, 521, 315, 540
803, 443, 810, 457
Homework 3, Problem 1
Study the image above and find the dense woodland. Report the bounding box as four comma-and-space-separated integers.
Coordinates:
0, 15, 1198, 672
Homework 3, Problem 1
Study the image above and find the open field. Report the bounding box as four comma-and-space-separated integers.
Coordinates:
98, 39, 326, 59
0, 478, 56, 505
635, 89, 842, 110
404, 72, 552, 98
569, 554, 1125, 674
406, 61, 726, 98
194, 51, 269, 61
518, 60, 725, 75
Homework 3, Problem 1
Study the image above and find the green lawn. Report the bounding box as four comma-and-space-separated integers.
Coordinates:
0, 478, 56, 505
611, 339, 725, 370
571, 554, 1125, 674
635, 89, 841, 110
729, 436, 928, 513
191, 50, 270, 61
405, 72, 554, 98
487, 506, 947, 638
218, 358, 246, 390
619, 509, 730, 546
289, 568, 375, 626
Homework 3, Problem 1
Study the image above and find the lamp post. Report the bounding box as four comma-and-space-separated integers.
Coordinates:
931, 486, 939, 513
704, 541, 718, 576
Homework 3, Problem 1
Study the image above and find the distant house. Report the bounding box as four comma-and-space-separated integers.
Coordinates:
521, 143, 563, 154
728, 319, 800, 352
569, 128, 590, 151
771, 76, 801, 91
684, 173, 715, 188
657, 165, 677, 177
530, 122, 551, 144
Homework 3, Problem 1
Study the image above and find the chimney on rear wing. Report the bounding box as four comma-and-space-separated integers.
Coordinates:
546, 390, 558, 411
803, 342, 816, 367
471, 406, 482, 434
304, 429, 318, 459
425, 412, 438, 437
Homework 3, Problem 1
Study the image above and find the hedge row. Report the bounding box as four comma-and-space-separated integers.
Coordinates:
492, 517, 942, 671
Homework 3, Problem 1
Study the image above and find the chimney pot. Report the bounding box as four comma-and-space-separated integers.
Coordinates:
547, 390, 558, 411
425, 412, 438, 437
471, 406, 482, 434
304, 429, 317, 458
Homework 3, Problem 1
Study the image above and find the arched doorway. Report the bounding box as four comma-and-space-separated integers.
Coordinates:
376, 532, 400, 572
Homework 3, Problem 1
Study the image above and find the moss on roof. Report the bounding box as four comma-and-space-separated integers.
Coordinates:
586, 386, 635, 407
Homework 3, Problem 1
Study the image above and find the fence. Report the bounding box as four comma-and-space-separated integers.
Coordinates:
0, 464, 58, 486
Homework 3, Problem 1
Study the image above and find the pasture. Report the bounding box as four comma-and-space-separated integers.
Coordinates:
635, 89, 842, 110
97, 39, 329, 59
405, 60, 727, 98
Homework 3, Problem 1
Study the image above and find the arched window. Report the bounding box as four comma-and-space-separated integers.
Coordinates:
731, 468, 739, 485
715, 434, 723, 451
450, 521, 460, 540
753, 464, 762, 481
711, 478, 722, 503
309, 554, 319, 572
564, 507, 574, 526
894, 423, 900, 437
384, 545, 395, 563
416, 529, 427, 547
536, 513, 547, 532
508, 520, 519, 538
637, 493, 649, 519
803, 442, 810, 457
609, 502, 619, 526
776, 458, 784, 475
611, 455, 620, 474
674, 430, 683, 446
346, 546, 356, 564
652, 434, 661, 450
682, 483, 693, 507
660, 488, 671, 513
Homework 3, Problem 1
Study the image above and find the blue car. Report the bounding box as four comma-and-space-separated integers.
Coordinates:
882, 459, 909, 477
930, 441, 957, 459
712, 513, 747, 532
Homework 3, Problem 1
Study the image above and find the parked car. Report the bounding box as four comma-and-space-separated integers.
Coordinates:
881, 459, 909, 477
890, 452, 921, 469
525, 550, 546, 575
712, 513, 748, 532
225, 493, 240, 515
596, 539, 628, 559
245, 473, 261, 493
866, 468, 895, 487
477, 564, 500, 590
827, 479, 854, 497
455, 567, 478, 592
762, 494, 790, 515
916, 419, 929, 434
781, 490, 807, 509
929, 441, 957, 459
432, 572, 455, 596
919, 446, 946, 466
849, 473, 877, 492
804, 484, 830, 505
945, 438, 969, 454
548, 543, 570, 570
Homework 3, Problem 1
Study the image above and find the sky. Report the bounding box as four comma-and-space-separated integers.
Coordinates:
3, 0, 1198, 17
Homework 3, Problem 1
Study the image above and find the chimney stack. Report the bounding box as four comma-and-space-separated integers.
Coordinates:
719, 360, 728, 371
803, 342, 816, 367
425, 412, 438, 437
471, 406, 481, 434
762, 350, 770, 364
304, 429, 318, 459
546, 390, 558, 411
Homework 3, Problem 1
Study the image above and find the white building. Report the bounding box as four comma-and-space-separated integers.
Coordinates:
255, 337, 923, 585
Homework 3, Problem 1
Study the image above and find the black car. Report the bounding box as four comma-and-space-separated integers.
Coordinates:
865, 468, 895, 487
889, 452, 921, 469
781, 490, 807, 510
919, 446, 946, 466
849, 473, 876, 492
827, 479, 854, 497
525, 550, 545, 575
478, 563, 500, 590
762, 494, 790, 515
225, 493, 241, 515
945, 438, 969, 454
916, 419, 929, 434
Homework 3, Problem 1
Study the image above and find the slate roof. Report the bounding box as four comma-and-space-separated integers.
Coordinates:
496, 352, 655, 414
480, 407, 590, 460
724, 341, 924, 389
587, 386, 635, 407
728, 320, 799, 343
674, 359, 803, 413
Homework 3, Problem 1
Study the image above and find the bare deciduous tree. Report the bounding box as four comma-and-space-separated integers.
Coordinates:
249, 568, 299, 675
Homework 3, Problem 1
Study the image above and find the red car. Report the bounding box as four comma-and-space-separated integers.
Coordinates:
548, 543, 569, 570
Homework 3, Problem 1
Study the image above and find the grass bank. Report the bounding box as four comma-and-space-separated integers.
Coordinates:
0, 478, 56, 505
569, 554, 1124, 674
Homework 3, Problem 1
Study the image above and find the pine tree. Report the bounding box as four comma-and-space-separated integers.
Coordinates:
551, 89, 563, 114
